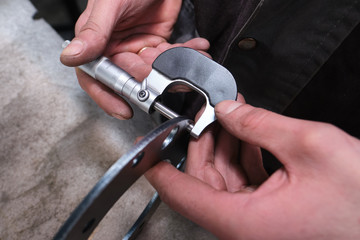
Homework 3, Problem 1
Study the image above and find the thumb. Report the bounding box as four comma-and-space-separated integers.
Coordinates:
60, 2, 118, 66
215, 100, 314, 167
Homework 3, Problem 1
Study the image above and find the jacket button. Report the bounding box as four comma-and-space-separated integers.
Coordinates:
238, 38, 257, 50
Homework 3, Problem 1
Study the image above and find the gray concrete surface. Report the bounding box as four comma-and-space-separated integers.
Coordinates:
0, 0, 216, 239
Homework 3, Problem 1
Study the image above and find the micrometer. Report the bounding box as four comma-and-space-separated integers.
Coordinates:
55, 41, 237, 239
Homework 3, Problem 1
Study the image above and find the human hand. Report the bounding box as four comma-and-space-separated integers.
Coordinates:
61, 0, 182, 66
71, 37, 209, 119
146, 99, 360, 239
60, 0, 189, 119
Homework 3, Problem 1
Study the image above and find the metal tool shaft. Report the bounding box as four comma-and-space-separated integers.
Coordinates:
62, 40, 193, 132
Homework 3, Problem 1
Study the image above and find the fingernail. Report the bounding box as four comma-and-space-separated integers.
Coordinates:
215, 101, 243, 115
62, 39, 84, 56
111, 113, 127, 120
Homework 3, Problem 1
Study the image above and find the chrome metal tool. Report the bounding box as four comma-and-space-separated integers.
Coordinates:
55, 42, 237, 240
62, 40, 237, 138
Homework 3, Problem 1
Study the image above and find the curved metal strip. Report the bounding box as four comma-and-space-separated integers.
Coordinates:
54, 117, 192, 240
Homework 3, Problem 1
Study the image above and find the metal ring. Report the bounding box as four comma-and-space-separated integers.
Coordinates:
137, 47, 149, 55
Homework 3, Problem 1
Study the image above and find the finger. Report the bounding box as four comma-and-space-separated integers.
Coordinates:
233, 94, 268, 184
185, 106, 228, 190
182, 38, 210, 52
110, 52, 152, 81
61, 0, 122, 66
239, 141, 268, 185
185, 126, 228, 190
178, 38, 211, 58
107, 34, 167, 54
212, 96, 249, 191
214, 100, 321, 169
145, 161, 250, 238
76, 68, 133, 119
155, 38, 210, 53
213, 129, 248, 192
136, 37, 211, 67
137, 47, 163, 66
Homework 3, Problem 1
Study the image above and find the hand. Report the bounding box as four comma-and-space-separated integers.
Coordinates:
72, 37, 209, 119
146, 99, 360, 239
60, 0, 187, 119
61, 0, 182, 66
184, 96, 268, 193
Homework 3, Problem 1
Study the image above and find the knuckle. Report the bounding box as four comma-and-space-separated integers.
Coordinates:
157, 42, 171, 51
80, 19, 108, 44
239, 106, 272, 133
156, 184, 175, 206
295, 122, 336, 150
157, 189, 171, 205
156, 168, 183, 206
74, 11, 89, 34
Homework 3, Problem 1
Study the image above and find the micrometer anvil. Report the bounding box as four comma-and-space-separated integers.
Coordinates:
55, 42, 237, 240
65, 40, 237, 138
